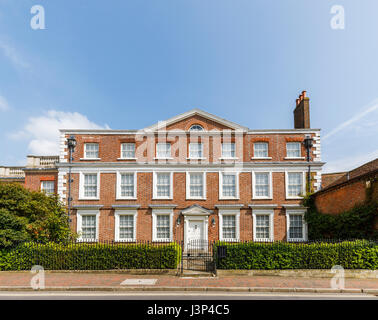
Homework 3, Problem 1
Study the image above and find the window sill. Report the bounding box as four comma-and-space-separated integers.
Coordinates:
186, 197, 206, 201
154, 157, 174, 160
80, 158, 101, 161
254, 238, 274, 242
285, 196, 304, 200
284, 157, 305, 160
115, 197, 137, 200
114, 239, 137, 243
219, 197, 240, 200
251, 157, 272, 160
219, 157, 239, 160
186, 157, 207, 160
78, 198, 100, 201
152, 239, 172, 243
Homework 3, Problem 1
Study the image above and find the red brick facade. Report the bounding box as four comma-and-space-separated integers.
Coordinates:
313, 159, 378, 216
57, 107, 323, 244
24, 170, 58, 193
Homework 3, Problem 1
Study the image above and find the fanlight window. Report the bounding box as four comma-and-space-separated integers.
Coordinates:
189, 124, 204, 131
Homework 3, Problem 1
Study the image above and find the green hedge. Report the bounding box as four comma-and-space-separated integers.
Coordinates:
0, 242, 181, 270
214, 240, 378, 270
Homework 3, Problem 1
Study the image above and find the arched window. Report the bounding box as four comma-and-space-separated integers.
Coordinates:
189, 124, 204, 131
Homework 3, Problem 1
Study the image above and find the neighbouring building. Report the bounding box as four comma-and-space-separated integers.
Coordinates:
56, 91, 324, 245
313, 158, 378, 216
321, 172, 347, 189
0, 155, 59, 194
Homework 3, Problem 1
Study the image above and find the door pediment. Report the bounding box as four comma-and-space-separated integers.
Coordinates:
181, 204, 213, 216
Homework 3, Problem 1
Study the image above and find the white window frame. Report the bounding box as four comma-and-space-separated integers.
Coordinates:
220, 142, 237, 159
83, 143, 100, 160
219, 172, 239, 200
285, 142, 303, 159
188, 143, 204, 159
79, 172, 100, 200
186, 172, 206, 200
152, 209, 174, 242
285, 171, 306, 199
114, 209, 137, 242
252, 171, 273, 199
120, 143, 136, 159
286, 209, 308, 242
156, 143, 172, 159
253, 142, 270, 159
77, 210, 100, 242
40, 180, 55, 195
218, 209, 240, 242
153, 172, 173, 200
252, 209, 274, 242
116, 171, 137, 200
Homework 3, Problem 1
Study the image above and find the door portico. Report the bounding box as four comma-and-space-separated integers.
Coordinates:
181, 205, 213, 251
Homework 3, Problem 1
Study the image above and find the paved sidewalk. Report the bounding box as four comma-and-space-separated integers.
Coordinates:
0, 272, 377, 293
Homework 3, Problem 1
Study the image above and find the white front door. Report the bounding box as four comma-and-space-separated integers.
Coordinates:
187, 220, 204, 249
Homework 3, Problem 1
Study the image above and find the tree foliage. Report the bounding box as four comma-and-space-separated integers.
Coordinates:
0, 183, 75, 247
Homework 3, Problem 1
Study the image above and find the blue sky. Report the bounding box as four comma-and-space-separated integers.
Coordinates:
0, 0, 377, 172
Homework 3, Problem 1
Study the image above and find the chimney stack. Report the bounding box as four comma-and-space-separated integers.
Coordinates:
293, 90, 310, 129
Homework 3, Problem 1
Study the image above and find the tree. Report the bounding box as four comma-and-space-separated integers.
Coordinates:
0, 183, 76, 246
0, 208, 30, 247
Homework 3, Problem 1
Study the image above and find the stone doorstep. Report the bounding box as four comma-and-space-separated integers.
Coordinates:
0, 286, 374, 294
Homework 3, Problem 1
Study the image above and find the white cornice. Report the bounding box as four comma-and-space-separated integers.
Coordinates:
57, 161, 325, 172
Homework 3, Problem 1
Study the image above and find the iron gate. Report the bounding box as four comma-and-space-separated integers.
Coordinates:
181, 239, 215, 273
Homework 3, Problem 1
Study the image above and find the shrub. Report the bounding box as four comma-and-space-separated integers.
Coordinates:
0, 183, 75, 245
303, 194, 378, 240
214, 240, 378, 270
0, 208, 30, 247
0, 242, 181, 270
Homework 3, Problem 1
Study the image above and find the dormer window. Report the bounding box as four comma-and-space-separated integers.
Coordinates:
189, 124, 204, 131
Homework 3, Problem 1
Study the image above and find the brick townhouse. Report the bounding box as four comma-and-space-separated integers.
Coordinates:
56, 91, 324, 247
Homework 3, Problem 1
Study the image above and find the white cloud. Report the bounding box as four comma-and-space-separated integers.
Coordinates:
10, 110, 110, 155
0, 40, 30, 69
0, 95, 9, 111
